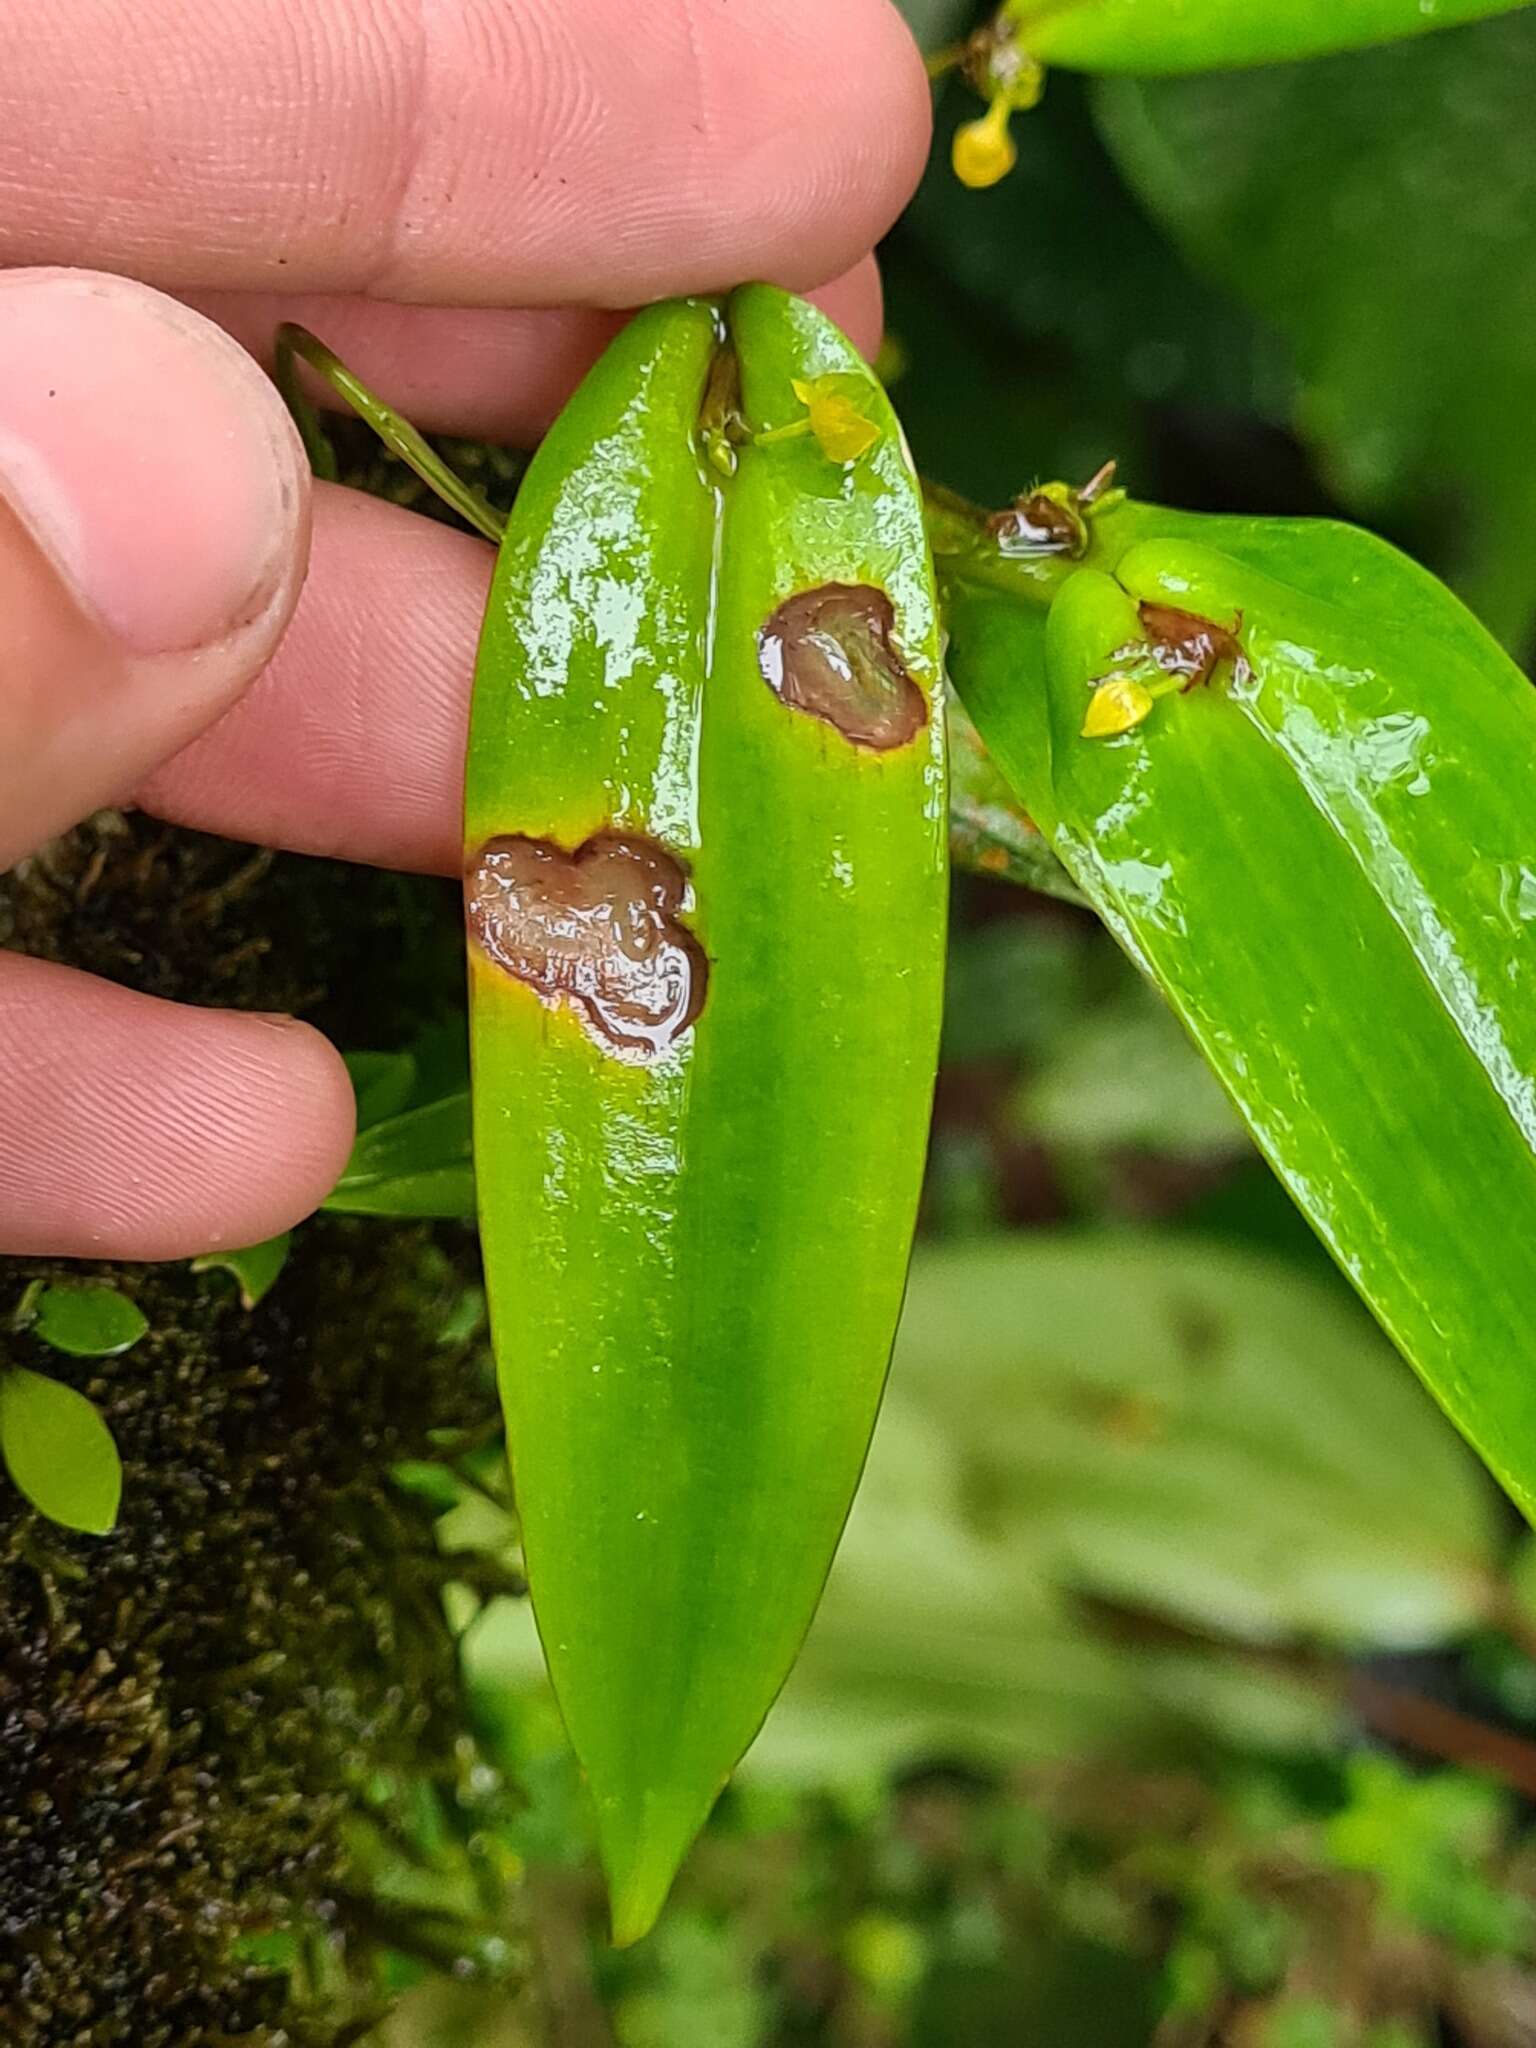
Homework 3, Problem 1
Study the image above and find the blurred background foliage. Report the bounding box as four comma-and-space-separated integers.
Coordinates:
9, 5, 1536, 2044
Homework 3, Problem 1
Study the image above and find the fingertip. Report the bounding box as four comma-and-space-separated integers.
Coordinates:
507, 0, 934, 304
0, 270, 314, 864
0, 957, 357, 1261
0, 267, 309, 660
850, 0, 937, 226
230, 1013, 359, 1243
110, 1004, 358, 1260
153, 1006, 358, 1256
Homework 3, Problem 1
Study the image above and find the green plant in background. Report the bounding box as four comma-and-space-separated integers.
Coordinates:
17, 1278, 148, 1358
327, 1088, 473, 1219
941, 0, 1533, 198
0, 1281, 137, 1532
0, 1369, 120, 1535
1095, 15, 1536, 646
0, 827, 511, 2046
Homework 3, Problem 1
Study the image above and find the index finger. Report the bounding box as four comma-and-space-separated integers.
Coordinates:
0, 0, 930, 304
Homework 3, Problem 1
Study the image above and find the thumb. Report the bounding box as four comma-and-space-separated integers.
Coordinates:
0, 269, 309, 869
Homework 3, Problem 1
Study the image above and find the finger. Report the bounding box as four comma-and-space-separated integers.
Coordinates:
184, 261, 886, 442
140, 485, 489, 876
0, 954, 354, 1260
0, 269, 310, 868
1, 0, 929, 305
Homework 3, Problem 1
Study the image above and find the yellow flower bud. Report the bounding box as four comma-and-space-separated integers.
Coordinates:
952, 98, 1017, 190
1082, 676, 1154, 739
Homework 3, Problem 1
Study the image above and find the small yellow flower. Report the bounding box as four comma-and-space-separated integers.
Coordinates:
1082, 676, 1154, 739
790, 378, 880, 464
754, 378, 881, 466
952, 97, 1017, 190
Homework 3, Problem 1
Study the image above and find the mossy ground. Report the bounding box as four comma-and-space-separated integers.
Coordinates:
0, 813, 502, 2045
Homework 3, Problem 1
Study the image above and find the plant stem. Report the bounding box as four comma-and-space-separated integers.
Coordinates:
1350, 1672, 1536, 1802
274, 324, 508, 544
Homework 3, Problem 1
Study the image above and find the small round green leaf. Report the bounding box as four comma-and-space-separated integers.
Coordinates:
0, 1367, 123, 1534
29, 1282, 148, 1357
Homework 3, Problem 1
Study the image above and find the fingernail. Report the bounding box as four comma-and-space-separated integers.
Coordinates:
0, 269, 306, 656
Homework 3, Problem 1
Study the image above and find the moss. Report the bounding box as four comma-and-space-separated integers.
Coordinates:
0, 808, 464, 1051
0, 815, 504, 2045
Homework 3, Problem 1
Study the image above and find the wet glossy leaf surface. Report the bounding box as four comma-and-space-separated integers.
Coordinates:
465, 289, 946, 1940
939, 490, 1536, 1518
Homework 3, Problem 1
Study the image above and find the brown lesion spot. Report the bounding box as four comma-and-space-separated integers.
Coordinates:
985, 463, 1118, 561
757, 584, 927, 751
465, 832, 707, 1059
1127, 601, 1252, 692
987, 490, 1086, 560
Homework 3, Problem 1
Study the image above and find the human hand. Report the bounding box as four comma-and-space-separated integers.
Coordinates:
0, 0, 930, 1259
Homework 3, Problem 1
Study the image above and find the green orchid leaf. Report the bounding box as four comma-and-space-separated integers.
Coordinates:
0, 1367, 123, 1534
938, 483, 1536, 1521
1007, 0, 1531, 75
324, 1092, 475, 1219
465, 288, 946, 1942
25, 1282, 148, 1358
190, 1232, 292, 1311
1095, 11, 1536, 647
